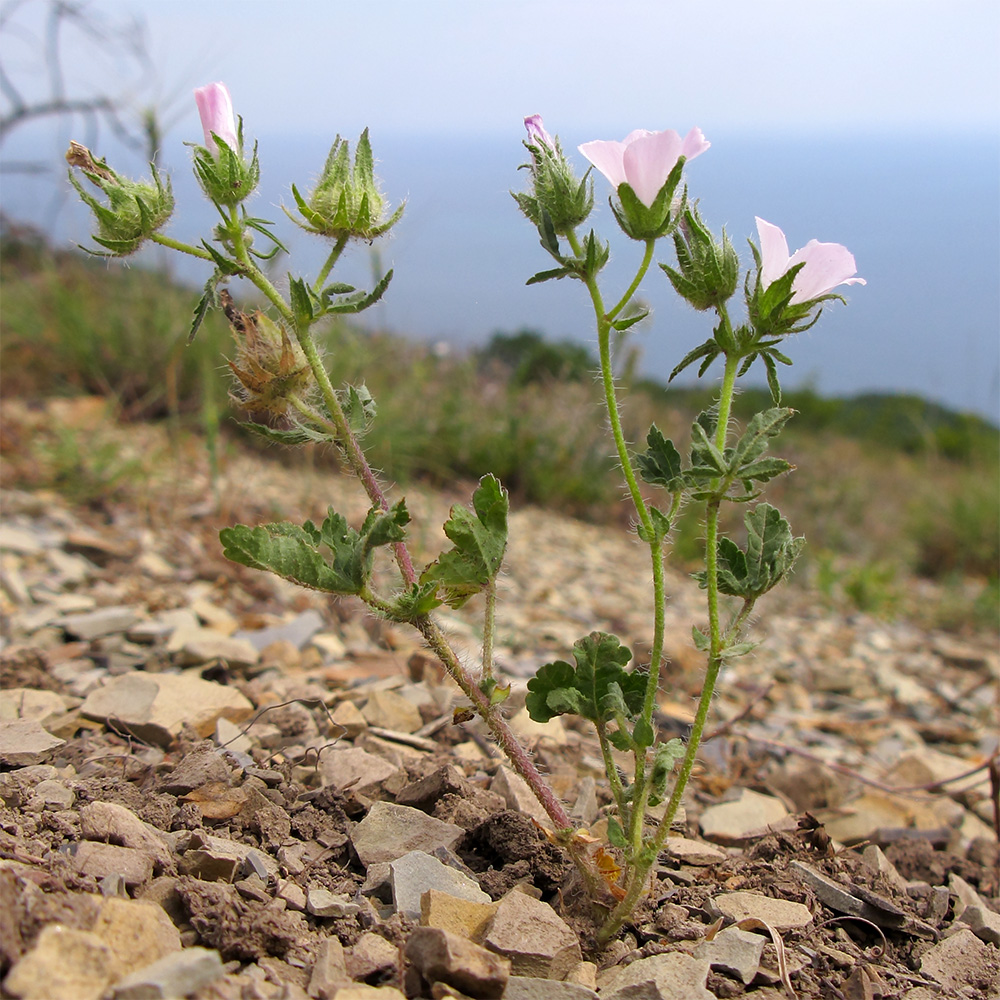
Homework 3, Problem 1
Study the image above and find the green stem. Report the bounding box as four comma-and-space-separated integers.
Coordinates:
315, 234, 349, 289
150, 233, 214, 261
607, 239, 656, 322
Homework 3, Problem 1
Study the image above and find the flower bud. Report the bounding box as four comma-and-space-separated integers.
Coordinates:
65, 141, 174, 256
660, 204, 738, 310
221, 290, 313, 418
512, 115, 593, 235
191, 82, 259, 207
288, 129, 403, 241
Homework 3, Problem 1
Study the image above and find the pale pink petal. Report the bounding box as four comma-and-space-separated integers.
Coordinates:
755, 217, 791, 290
788, 240, 866, 302
578, 139, 629, 189
680, 126, 711, 162
622, 128, 656, 145
622, 130, 683, 207
194, 82, 237, 154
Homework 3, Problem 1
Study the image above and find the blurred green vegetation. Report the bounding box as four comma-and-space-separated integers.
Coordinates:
2, 233, 997, 631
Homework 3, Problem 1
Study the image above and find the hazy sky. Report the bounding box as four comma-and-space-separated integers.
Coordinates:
4, 0, 998, 143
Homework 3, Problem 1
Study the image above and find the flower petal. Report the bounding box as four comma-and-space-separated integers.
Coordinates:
578, 139, 629, 189
194, 82, 237, 154
622, 130, 683, 207
524, 114, 553, 148
680, 126, 712, 162
755, 217, 791, 290
788, 240, 865, 302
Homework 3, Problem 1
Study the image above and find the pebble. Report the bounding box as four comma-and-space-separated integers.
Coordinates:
110, 946, 225, 1000
79, 800, 173, 871
405, 926, 510, 999
698, 788, 789, 843
502, 977, 599, 1000
0, 719, 65, 766
3, 925, 117, 1000
73, 841, 154, 888
713, 890, 813, 930
236, 608, 325, 650
482, 890, 581, 980
361, 688, 423, 734
598, 953, 714, 1000
306, 936, 349, 999
0, 688, 68, 726
390, 850, 491, 919
306, 889, 360, 918
420, 888, 498, 940
79, 670, 254, 747
344, 931, 399, 983
92, 896, 182, 975
59, 605, 139, 641
350, 801, 464, 867
319, 746, 401, 797
694, 925, 765, 984
920, 928, 1000, 995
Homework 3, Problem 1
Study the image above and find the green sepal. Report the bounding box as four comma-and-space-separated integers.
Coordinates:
609, 307, 650, 333
526, 266, 574, 285
420, 475, 508, 608
691, 625, 710, 652
632, 717, 655, 750
188, 279, 220, 344
198, 239, 243, 276
525, 632, 642, 725
288, 275, 316, 325
607, 728, 633, 752
606, 816, 627, 849
720, 640, 758, 660
636, 506, 673, 545
636, 425, 683, 491
689, 417, 726, 476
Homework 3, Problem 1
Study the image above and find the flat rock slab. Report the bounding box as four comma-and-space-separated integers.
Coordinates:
390, 850, 490, 919
502, 977, 598, 999
920, 928, 1000, 995
110, 946, 225, 1000
319, 747, 401, 797
420, 888, 497, 941
73, 841, 155, 888
599, 952, 714, 1000
59, 605, 139, 640
351, 801, 464, 867
482, 890, 581, 980
79, 670, 254, 747
405, 926, 510, 999
661, 835, 728, 866
0, 719, 65, 766
694, 926, 765, 984
714, 890, 813, 930
698, 788, 789, 843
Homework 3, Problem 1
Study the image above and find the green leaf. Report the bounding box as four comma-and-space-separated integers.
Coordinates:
607, 816, 627, 848
324, 268, 394, 314
526, 266, 574, 285
669, 338, 720, 382
288, 275, 315, 324
648, 738, 686, 805
525, 632, 642, 725
636, 425, 683, 491
691, 625, 710, 652
632, 717, 655, 750
241, 421, 333, 446
341, 384, 376, 433
420, 475, 508, 608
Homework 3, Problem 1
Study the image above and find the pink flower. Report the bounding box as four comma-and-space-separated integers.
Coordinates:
756, 217, 866, 303
194, 82, 238, 154
578, 127, 710, 208
523, 114, 553, 149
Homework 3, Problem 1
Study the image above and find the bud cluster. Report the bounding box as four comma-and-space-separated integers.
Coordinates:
65, 142, 174, 256
289, 129, 403, 241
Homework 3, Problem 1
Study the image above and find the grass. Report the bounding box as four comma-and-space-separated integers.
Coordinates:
2, 232, 997, 633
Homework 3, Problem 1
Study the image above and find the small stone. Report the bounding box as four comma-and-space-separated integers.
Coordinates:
405, 926, 510, 999
215, 715, 254, 754
482, 890, 581, 980
110, 946, 225, 999
661, 836, 727, 866
361, 689, 423, 734
157, 744, 232, 793
861, 845, 910, 895
93, 897, 182, 976
502, 976, 598, 999
319, 746, 401, 797
59, 605, 139, 641
73, 841, 154, 888
598, 952, 714, 1000
175, 631, 260, 668
420, 889, 497, 940
0, 719, 65, 766
190, 598, 240, 635
699, 788, 789, 843
127, 609, 199, 644
344, 931, 399, 983
350, 802, 464, 867
714, 890, 813, 930
920, 928, 1000, 995
3, 925, 118, 1000
329, 700, 367, 739
306, 936, 349, 999
328, 987, 405, 999
0, 688, 68, 726
236, 609, 325, 651
79, 670, 254, 748
948, 873, 987, 921
306, 889, 360, 918
277, 879, 307, 911
179, 831, 278, 881
962, 904, 1000, 946
28, 778, 74, 810
490, 766, 550, 826
79, 801, 173, 872
694, 926, 765, 984
389, 850, 490, 919
508, 708, 568, 746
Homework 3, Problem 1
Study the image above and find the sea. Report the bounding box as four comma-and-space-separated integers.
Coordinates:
5, 127, 999, 423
